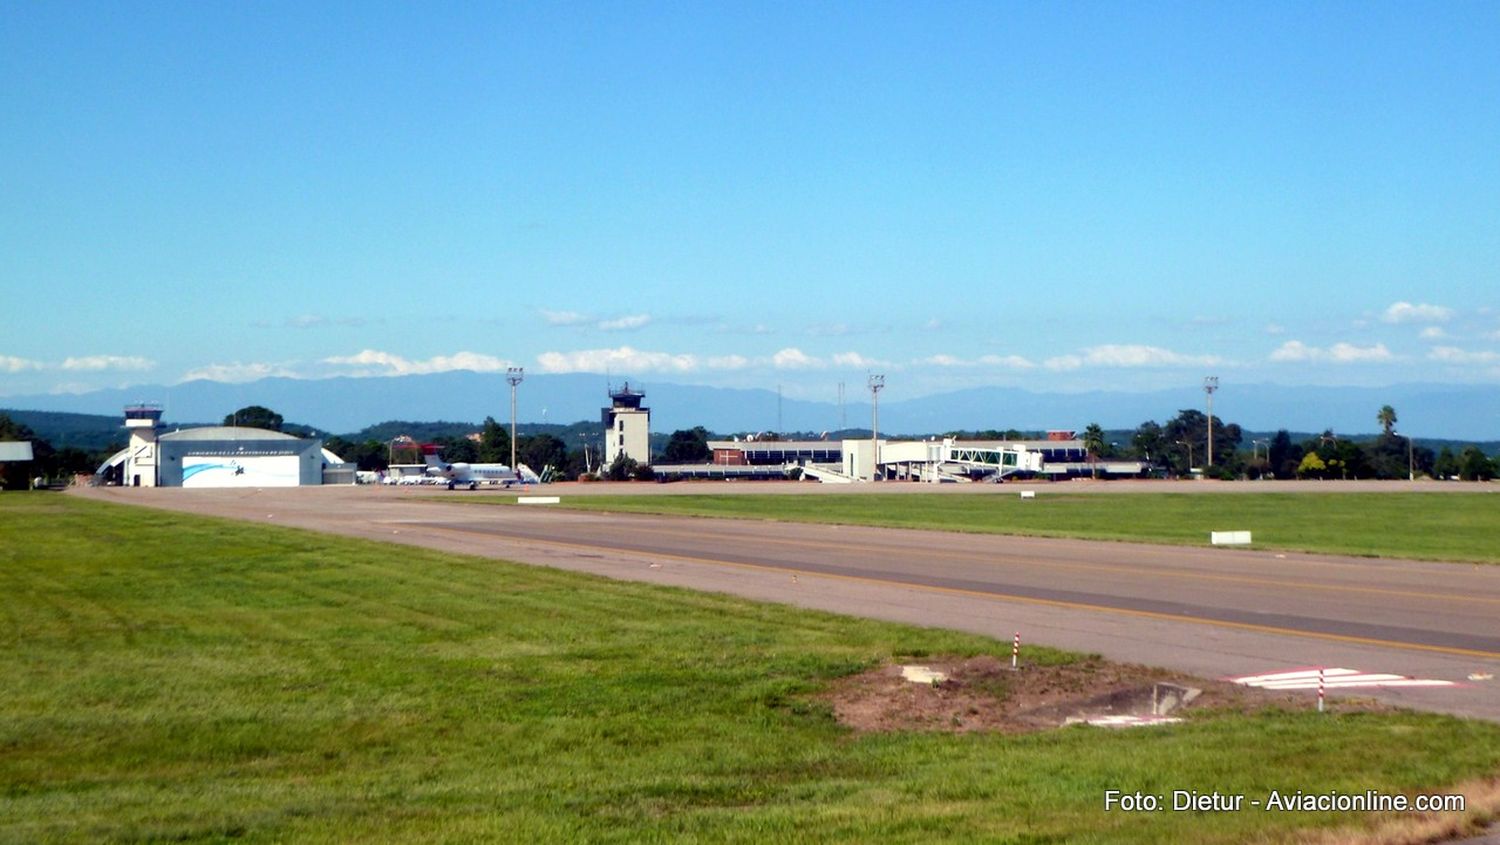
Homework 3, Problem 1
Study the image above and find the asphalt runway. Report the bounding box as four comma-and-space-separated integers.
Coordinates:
74, 483, 1500, 722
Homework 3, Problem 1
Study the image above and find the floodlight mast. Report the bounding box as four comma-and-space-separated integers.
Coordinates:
868, 374, 885, 481
507, 367, 525, 472
1203, 376, 1219, 469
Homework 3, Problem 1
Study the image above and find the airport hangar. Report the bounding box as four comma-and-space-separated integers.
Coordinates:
96, 405, 353, 488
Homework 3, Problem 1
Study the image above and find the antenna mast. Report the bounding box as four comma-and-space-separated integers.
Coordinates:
868, 374, 885, 481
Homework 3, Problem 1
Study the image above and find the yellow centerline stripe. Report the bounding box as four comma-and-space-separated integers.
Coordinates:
427, 523, 1500, 662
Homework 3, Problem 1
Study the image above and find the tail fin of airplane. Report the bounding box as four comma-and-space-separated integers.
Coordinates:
421, 444, 446, 468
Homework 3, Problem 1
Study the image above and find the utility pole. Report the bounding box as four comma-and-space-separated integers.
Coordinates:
507, 367, 524, 470
868, 374, 885, 481
1203, 376, 1219, 469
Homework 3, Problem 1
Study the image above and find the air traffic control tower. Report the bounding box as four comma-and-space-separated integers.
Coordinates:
602, 382, 650, 468
123, 403, 163, 487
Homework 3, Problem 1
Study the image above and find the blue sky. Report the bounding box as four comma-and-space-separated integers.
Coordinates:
3, 1, 1498, 405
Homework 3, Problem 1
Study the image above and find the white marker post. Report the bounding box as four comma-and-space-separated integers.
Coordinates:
1317, 668, 1325, 713
1012, 632, 1020, 669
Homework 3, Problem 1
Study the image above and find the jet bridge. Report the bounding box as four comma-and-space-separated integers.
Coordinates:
942, 440, 1042, 475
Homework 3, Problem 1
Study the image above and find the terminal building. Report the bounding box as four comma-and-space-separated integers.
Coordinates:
656, 431, 1148, 483
96, 405, 352, 487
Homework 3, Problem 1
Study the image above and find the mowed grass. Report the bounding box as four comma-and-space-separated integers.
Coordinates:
541, 491, 1500, 563
3, 495, 1499, 844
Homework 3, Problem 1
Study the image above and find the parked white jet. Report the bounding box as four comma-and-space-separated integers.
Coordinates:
421, 444, 541, 490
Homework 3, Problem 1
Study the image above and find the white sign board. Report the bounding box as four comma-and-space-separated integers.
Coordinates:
1210, 530, 1252, 545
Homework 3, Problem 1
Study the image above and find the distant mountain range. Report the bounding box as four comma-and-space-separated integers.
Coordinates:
3, 373, 1497, 441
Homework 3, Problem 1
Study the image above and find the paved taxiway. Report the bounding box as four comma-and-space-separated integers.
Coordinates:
74, 483, 1500, 722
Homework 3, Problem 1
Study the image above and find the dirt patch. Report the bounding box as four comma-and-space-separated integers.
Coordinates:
822, 655, 1385, 734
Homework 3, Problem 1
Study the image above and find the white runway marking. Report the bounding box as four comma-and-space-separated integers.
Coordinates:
1227, 666, 1457, 690
1070, 714, 1184, 728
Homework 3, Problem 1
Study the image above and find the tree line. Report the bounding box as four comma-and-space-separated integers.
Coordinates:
1084, 405, 1496, 481
0, 413, 117, 489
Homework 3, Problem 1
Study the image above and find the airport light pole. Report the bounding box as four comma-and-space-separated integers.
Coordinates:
1203, 376, 1219, 469
868, 374, 885, 481
507, 367, 524, 471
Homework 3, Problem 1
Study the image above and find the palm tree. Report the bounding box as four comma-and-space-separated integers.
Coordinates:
1082, 423, 1106, 479
1377, 405, 1397, 437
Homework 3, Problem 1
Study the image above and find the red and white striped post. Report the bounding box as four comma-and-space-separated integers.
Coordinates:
1011, 632, 1020, 669
1317, 667, 1325, 713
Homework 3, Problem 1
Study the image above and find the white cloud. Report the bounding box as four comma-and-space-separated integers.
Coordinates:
536, 346, 698, 374
2, 353, 154, 374
706, 354, 750, 370
542, 309, 654, 332
531, 345, 884, 375
832, 351, 881, 368
977, 354, 1037, 369
923, 318, 943, 331
1428, 346, 1500, 364
541, 310, 590, 326
1270, 340, 1394, 363
1045, 344, 1222, 371
772, 347, 821, 369
921, 354, 964, 367
919, 353, 1036, 369
61, 355, 155, 372
1419, 326, 1448, 339
1, 355, 44, 373
322, 349, 513, 377
1382, 301, 1453, 324
597, 313, 651, 331
1328, 342, 1393, 362
1268, 341, 1317, 362
180, 362, 299, 383
1264, 323, 1287, 335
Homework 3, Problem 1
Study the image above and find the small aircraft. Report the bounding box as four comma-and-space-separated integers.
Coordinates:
421, 444, 541, 490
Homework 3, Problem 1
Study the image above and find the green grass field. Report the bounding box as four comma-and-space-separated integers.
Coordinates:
3, 494, 1498, 843
535, 491, 1500, 563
